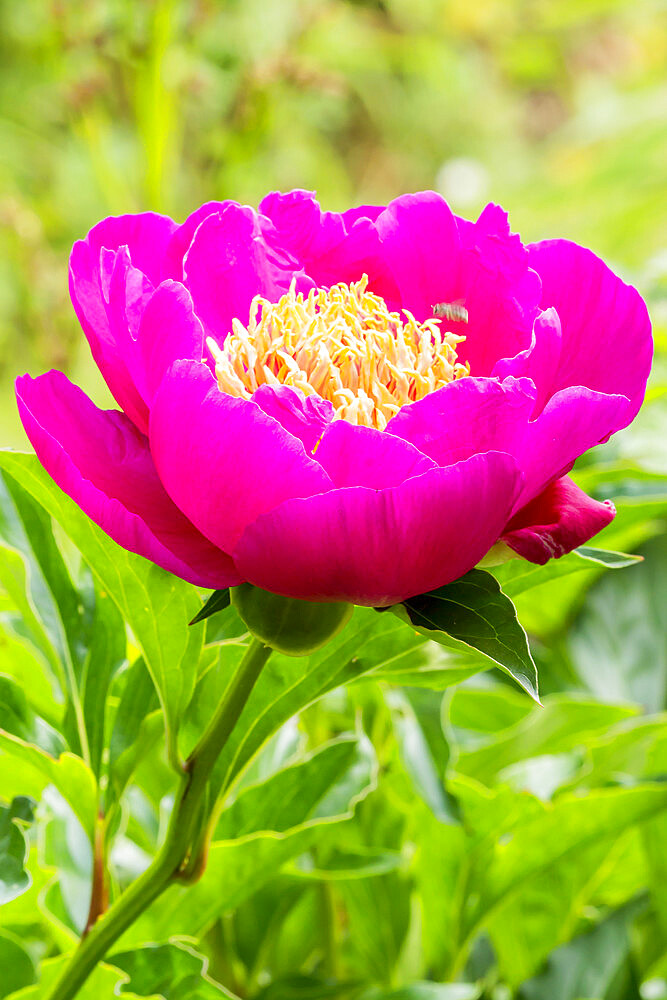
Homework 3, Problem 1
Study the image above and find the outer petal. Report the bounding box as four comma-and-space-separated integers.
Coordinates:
527, 239, 652, 419
182, 203, 312, 345
491, 308, 562, 414
162, 200, 231, 280
387, 376, 629, 509
79, 212, 177, 285
16, 372, 239, 589
234, 452, 523, 606
386, 376, 538, 467
501, 476, 615, 563
135, 280, 205, 403
69, 242, 151, 432
149, 361, 333, 554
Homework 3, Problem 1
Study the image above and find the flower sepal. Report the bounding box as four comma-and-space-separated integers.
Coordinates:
231, 584, 353, 656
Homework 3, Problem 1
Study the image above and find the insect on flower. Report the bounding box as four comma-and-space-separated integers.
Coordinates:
432, 300, 469, 323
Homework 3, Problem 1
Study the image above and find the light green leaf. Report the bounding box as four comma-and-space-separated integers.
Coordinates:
359, 987, 480, 1000
0, 931, 36, 998
111, 942, 237, 998
395, 569, 539, 700
450, 694, 637, 786
0, 451, 202, 759
518, 900, 643, 1000
387, 688, 460, 823
0, 796, 34, 905
5, 957, 147, 1000
0, 673, 62, 754
493, 545, 641, 598
288, 847, 403, 880
0, 731, 96, 842
121, 735, 376, 945
211, 607, 474, 797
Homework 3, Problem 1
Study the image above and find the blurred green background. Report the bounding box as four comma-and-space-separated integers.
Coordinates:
1, 0, 666, 445
2, 2, 667, 998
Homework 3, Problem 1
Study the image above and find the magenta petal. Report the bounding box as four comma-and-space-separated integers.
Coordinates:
183, 203, 304, 345
519, 386, 631, 505
259, 189, 397, 299
527, 239, 652, 418
16, 372, 240, 589
386, 376, 538, 468
374, 192, 462, 317
81, 212, 177, 285
136, 281, 205, 403
250, 385, 333, 453
69, 242, 150, 433
313, 421, 436, 489
149, 361, 333, 554
491, 308, 563, 414
162, 201, 232, 280
502, 476, 615, 563
235, 451, 523, 606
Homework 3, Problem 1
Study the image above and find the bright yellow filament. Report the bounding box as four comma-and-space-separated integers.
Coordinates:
207, 275, 468, 431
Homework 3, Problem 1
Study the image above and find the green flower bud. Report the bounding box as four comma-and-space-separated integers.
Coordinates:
231, 584, 353, 656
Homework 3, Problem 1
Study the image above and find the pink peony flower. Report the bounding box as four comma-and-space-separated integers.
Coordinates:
16, 191, 652, 606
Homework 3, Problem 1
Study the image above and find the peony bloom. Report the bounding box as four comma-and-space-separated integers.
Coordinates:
16, 191, 652, 606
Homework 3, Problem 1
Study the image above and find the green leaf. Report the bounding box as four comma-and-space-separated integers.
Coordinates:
493, 545, 642, 598
111, 942, 237, 998
567, 533, 667, 710
107, 657, 161, 803
387, 688, 460, 823
210, 607, 477, 797
5, 957, 146, 1000
189, 588, 231, 625
0, 731, 96, 842
450, 693, 637, 787
288, 847, 403, 880
121, 734, 376, 945
359, 987, 480, 1000
0, 796, 34, 905
0, 673, 62, 755
0, 467, 125, 769
518, 901, 644, 1000
396, 569, 539, 701
0, 931, 36, 998
0, 451, 202, 759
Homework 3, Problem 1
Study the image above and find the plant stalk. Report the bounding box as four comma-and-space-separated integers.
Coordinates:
45, 637, 272, 1000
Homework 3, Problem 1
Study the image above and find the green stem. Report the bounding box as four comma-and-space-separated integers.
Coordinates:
45, 638, 272, 1000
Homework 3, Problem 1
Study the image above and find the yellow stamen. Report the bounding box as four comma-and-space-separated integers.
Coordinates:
207, 275, 469, 431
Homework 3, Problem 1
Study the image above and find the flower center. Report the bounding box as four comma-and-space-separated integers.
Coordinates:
207, 275, 468, 430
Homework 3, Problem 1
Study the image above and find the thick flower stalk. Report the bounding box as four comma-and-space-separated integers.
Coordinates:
16, 191, 652, 606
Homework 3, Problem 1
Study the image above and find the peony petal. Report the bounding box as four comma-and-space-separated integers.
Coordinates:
16, 371, 239, 589
182, 203, 309, 345
162, 201, 231, 280
491, 308, 563, 414
235, 451, 523, 606
136, 280, 205, 403
386, 376, 538, 467
501, 476, 615, 563
313, 421, 436, 489
387, 375, 630, 510
80, 211, 177, 285
250, 385, 333, 454
149, 361, 333, 554
527, 239, 652, 419
374, 191, 462, 317
259, 189, 397, 299
69, 242, 151, 433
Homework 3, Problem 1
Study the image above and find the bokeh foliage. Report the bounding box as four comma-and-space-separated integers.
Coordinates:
0, 0, 666, 998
